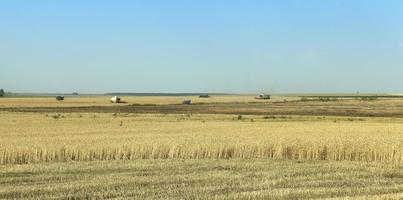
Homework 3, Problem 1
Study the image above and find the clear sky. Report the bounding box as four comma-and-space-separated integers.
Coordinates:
0, 0, 402, 94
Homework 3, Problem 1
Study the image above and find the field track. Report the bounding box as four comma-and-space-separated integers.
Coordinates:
2, 100, 403, 117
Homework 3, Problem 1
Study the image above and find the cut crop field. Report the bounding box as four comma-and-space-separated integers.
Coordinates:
1, 159, 402, 199
3, 96, 403, 118
1, 97, 403, 199
1, 112, 403, 164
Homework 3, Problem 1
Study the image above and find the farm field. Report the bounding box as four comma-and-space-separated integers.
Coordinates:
1, 159, 402, 199
3, 0, 403, 198
1, 96, 403, 199
3, 95, 403, 118
1, 111, 403, 164
0, 95, 299, 107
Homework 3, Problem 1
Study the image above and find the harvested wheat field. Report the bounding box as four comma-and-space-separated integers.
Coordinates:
3, 0, 403, 198
1, 112, 403, 164
1, 99, 403, 199
1, 160, 402, 199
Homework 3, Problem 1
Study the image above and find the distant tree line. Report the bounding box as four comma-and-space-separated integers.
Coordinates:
0, 89, 4, 97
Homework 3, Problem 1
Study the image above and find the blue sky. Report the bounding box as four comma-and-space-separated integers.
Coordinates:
0, 0, 402, 93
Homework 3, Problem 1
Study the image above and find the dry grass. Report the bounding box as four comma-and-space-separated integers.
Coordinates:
1, 112, 402, 164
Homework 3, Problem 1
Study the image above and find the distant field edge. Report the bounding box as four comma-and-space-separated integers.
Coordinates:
104, 92, 236, 96
2, 103, 403, 117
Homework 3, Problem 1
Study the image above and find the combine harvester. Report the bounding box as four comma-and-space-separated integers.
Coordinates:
182, 99, 192, 105
255, 93, 271, 100
55, 96, 64, 101
110, 96, 126, 103
199, 94, 210, 98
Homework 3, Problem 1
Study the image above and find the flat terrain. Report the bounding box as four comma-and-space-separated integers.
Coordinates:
0, 95, 299, 107
1, 160, 402, 199
1, 95, 402, 199
3, 96, 403, 118
1, 112, 402, 164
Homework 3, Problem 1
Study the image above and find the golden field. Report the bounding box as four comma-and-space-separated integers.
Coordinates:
1, 97, 403, 199
1, 159, 402, 199
1, 112, 402, 164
